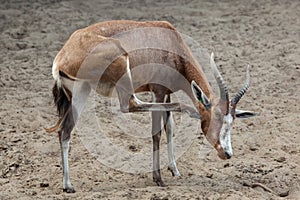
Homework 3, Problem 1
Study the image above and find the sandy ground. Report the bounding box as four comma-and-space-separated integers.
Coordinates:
1, 0, 300, 199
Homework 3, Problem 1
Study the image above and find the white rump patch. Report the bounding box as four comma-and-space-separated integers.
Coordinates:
52, 62, 59, 81
52, 62, 62, 87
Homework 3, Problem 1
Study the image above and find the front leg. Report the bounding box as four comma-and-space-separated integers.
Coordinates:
152, 110, 165, 187
163, 110, 180, 177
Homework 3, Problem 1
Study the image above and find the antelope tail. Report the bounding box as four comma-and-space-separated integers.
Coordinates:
45, 118, 62, 133
45, 79, 71, 133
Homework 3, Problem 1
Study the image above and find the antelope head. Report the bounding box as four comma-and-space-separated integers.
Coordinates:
191, 53, 256, 159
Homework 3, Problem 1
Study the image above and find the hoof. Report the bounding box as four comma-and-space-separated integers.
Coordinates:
63, 187, 76, 193
168, 166, 181, 177
153, 178, 166, 187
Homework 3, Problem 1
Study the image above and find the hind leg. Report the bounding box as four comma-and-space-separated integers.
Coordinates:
59, 123, 75, 193
59, 82, 91, 193
114, 56, 182, 113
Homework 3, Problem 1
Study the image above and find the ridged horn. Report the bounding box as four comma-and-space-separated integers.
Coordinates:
210, 52, 229, 102
231, 65, 251, 106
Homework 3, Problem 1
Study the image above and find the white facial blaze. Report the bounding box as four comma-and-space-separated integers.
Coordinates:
219, 114, 233, 157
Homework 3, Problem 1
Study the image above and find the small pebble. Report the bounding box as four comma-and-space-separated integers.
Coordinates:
40, 182, 49, 188
206, 173, 213, 178
275, 157, 286, 163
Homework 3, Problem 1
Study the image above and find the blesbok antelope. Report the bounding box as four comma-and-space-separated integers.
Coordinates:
46, 20, 256, 193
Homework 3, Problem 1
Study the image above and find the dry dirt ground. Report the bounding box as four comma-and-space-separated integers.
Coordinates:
1, 0, 300, 199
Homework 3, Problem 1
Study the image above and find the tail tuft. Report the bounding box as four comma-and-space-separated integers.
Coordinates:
45, 81, 71, 133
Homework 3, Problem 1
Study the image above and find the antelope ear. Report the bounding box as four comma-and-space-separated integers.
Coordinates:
235, 109, 258, 118
191, 80, 211, 110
